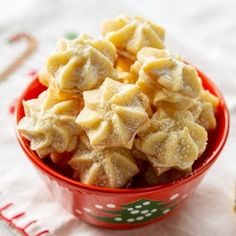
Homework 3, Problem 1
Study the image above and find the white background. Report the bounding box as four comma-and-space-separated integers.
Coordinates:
0, 0, 236, 235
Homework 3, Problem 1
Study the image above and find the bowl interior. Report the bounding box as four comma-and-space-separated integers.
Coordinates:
15, 70, 229, 193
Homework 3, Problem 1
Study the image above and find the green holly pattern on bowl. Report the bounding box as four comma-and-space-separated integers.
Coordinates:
92, 199, 175, 224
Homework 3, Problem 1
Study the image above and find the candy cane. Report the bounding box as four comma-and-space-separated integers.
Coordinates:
0, 33, 37, 81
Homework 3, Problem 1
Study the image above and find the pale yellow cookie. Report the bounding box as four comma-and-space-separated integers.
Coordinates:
131, 47, 170, 81
45, 34, 117, 92
76, 78, 151, 149
135, 48, 202, 108
18, 88, 83, 158
101, 15, 165, 60
69, 135, 139, 188
115, 56, 136, 84
38, 68, 52, 87
132, 148, 171, 175
189, 90, 219, 130
135, 108, 207, 170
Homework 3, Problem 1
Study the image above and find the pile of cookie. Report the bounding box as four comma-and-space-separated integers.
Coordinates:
18, 15, 219, 188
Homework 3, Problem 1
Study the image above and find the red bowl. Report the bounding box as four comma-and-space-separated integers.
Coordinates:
15, 69, 229, 229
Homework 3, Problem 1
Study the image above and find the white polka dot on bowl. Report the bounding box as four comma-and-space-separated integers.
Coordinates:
95, 204, 103, 209
76, 209, 82, 214
145, 213, 152, 217
143, 201, 151, 206
136, 216, 144, 221
163, 208, 170, 214
127, 218, 135, 222
170, 193, 179, 200
141, 210, 149, 214
151, 209, 157, 213
83, 208, 91, 213
131, 210, 140, 215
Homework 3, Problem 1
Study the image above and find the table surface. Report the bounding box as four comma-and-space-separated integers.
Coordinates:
0, 0, 236, 235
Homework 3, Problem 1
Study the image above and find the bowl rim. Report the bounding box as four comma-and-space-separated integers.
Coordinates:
15, 68, 230, 194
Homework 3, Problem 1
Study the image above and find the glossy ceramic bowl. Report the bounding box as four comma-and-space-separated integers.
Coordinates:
15, 68, 229, 229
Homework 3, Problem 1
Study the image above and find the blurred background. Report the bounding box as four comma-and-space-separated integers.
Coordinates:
0, 0, 235, 235
1, 0, 236, 108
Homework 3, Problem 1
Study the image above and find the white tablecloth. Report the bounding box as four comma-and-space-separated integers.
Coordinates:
0, 0, 235, 235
